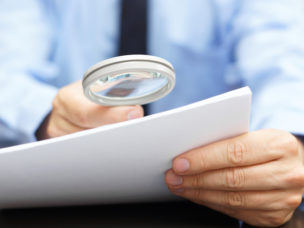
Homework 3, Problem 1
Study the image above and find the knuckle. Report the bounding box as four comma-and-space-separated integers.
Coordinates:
285, 168, 304, 187
247, 210, 292, 227
268, 219, 285, 227
56, 87, 90, 127
74, 109, 90, 127
225, 168, 245, 189
226, 141, 246, 165
267, 129, 298, 156
198, 151, 207, 171
267, 214, 291, 227
52, 93, 62, 111
78, 113, 89, 126
56, 89, 66, 106
285, 195, 302, 208
191, 175, 201, 188
225, 191, 246, 208
283, 134, 298, 156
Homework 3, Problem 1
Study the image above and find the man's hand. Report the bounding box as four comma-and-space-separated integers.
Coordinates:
36, 80, 144, 139
165, 129, 304, 227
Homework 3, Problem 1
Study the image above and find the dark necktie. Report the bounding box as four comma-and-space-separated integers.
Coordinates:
119, 0, 149, 115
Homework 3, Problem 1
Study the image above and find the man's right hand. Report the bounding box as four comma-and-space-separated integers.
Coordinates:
36, 80, 144, 140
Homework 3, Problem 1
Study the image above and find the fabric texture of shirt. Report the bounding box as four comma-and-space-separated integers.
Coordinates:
1, 0, 304, 147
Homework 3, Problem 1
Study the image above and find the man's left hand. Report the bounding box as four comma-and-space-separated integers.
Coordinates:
165, 129, 304, 227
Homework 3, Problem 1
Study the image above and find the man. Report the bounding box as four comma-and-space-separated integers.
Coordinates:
1, 0, 304, 226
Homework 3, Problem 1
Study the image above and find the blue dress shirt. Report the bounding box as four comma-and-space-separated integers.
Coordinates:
1, 0, 304, 147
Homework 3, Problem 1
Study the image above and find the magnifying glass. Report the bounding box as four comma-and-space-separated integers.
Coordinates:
82, 55, 175, 106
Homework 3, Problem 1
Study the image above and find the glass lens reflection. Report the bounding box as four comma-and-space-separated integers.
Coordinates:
90, 72, 168, 98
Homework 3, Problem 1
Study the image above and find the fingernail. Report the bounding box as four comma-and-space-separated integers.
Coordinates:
128, 110, 141, 120
166, 171, 183, 185
173, 158, 190, 173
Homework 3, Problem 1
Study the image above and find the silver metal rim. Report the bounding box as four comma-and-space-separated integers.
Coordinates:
82, 55, 175, 106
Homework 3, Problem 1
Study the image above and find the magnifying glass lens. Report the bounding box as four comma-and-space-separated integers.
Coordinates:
90, 71, 168, 99
83, 55, 175, 106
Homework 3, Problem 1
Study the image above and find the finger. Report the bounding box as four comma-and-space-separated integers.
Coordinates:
47, 112, 87, 137
54, 81, 144, 128
57, 92, 144, 128
166, 160, 302, 191
172, 129, 286, 175
62, 103, 144, 128
168, 188, 302, 211
57, 96, 144, 128
80, 105, 144, 128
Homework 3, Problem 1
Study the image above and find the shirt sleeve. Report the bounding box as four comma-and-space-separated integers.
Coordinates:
0, 0, 58, 146
226, 0, 304, 136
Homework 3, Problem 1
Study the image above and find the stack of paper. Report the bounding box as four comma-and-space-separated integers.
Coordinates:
0, 87, 251, 209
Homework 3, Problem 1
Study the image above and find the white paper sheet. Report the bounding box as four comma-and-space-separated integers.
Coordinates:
0, 87, 251, 209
